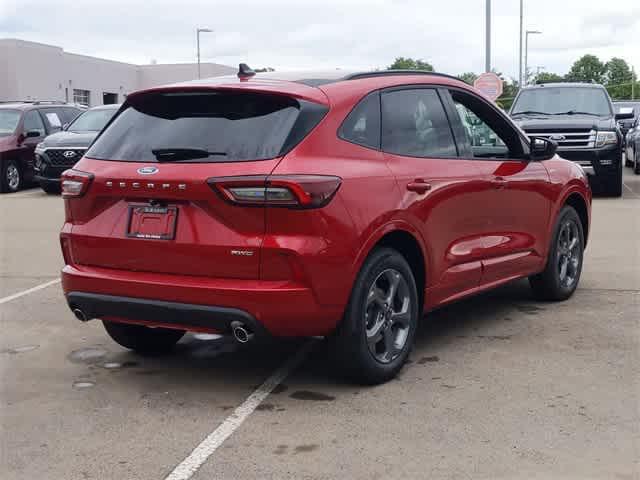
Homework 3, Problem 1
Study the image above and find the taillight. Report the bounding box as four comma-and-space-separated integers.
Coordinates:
61, 169, 94, 198
208, 175, 342, 209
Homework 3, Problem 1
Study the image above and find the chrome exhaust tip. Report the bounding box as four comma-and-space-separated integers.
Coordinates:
72, 308, 88, 322
231, 321, 254, 344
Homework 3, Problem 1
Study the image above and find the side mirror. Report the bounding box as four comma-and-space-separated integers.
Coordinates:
615, 108, 634, 121
25, 130, 41, 138
62, 123, 69, 131
530, 137, 557, 161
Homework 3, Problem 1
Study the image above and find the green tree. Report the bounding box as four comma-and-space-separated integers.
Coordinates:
566, 54, 606, 83
387, 57, 434, 71
534, 72, 564, 84
458, 72, 478, 85
604, 58, 632, 86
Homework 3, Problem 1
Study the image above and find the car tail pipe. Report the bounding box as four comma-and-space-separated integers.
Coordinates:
230, 321, 254, 344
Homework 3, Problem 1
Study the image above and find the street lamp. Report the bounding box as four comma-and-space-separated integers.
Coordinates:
524, 30, 542, 86
196, 28, 213, 79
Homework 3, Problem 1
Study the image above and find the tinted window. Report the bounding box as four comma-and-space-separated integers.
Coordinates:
381, 89, 456, 158
0, 110, 21, 137
339, 92, 380, 149
87, 92, 325, 163
69, 108, 118, 132
23, 110, 46, 136
512, 87, 612, 116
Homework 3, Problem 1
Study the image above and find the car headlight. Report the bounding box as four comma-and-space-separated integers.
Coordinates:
595, 131, 617, 148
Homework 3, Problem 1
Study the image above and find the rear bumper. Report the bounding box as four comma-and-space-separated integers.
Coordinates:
61, 264, 343, 337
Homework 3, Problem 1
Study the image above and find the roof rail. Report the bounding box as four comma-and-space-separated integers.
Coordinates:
343, 70, 464, 83
32, 100, 68, 105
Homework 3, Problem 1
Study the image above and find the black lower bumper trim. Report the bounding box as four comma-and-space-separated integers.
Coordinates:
66, 292, 266, 335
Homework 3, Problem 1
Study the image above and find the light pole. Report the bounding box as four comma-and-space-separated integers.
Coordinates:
519, 0, 523, 87
485, 0, 491, 73
524, 30, 542, 86
196, 28, 213, 79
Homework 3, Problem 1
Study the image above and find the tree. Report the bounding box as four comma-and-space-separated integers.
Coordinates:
458, 72, 477, 85
605, 58, 632, 86
534, 72, 564, 84
387, 57, 434, 71
254, 67, 275, 73
566, 54, 605, 84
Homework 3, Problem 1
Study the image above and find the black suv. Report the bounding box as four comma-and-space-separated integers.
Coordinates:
510, 83, 633, 196
34, 104, 120, 193
0, 101, 84, 193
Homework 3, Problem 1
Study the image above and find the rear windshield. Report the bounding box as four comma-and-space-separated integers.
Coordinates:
86, 91, 326, 162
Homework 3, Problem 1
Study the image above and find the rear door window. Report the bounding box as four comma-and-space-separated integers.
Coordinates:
23, 110, 46, 137
381, 88, 457, 158
86, 91, 327, 163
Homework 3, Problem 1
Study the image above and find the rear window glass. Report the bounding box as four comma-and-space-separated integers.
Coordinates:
86, 92, 324, 163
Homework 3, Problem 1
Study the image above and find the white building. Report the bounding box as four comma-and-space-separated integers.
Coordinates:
0, 38, 236, 106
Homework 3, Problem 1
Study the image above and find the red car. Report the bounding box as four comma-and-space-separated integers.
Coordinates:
60, 67, 591, 384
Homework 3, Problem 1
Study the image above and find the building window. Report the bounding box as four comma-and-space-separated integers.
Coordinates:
73, 89, 91, 107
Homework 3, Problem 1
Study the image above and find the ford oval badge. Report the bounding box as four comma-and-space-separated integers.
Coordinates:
137, 166, 159, 175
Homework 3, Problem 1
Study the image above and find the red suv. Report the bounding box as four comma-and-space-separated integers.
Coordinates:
60, 68, 591, 383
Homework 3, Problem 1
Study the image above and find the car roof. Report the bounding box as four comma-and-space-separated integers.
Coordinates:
0, 101, 82, 111
524, 82, 606, 90
129, 69, 473, 105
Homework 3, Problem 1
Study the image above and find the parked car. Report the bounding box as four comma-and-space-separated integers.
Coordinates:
627, 114, 640, 174
510, 83, 633, 196
0, 101, 83, 193
34, 104, 120, 193
60, 68, 591, 384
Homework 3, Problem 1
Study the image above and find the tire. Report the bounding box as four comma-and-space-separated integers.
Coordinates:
102, 320, 185, 355
602, 163, 623, 197
624, 149, 632, 167
40, 182, 61, 194
529, 206, 584, 301
1, 159, 22, 193
329, 248, 419, 384
635, 148, 640, 175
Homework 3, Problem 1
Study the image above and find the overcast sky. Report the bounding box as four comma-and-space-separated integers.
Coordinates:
1, 0, 639, 80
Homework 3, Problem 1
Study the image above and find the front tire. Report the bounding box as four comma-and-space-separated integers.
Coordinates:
40, 182, 61, 194
529, 206, 584, 301
329, 248, 419, 384
1, 159, 22, 193
602, 162, 623, 197
102, 320, 185, 355
635, 148, 640, 175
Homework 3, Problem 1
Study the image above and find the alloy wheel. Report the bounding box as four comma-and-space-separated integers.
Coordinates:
364, 268, 412, 364
557, 219, 581, 289
6, 164, 20, 191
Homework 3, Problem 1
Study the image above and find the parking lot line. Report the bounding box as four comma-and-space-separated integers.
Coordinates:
164, 339, 316, 480
0, 278, 61, 305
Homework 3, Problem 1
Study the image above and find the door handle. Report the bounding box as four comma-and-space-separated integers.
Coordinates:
406, 179, 432, 194
493, 176, 507, 190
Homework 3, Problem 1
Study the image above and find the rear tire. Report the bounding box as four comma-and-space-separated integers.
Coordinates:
529, 206, 584, 301
329, 248, 419, 385
102, 320, 185, 355
1, 159, 22, 193
635, 149, 640, 175
40, 182, 61, 194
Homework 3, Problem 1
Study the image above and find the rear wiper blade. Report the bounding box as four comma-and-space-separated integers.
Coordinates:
151, 148, 227, 161
551, 110, 600, 116
511, 110, 549, 116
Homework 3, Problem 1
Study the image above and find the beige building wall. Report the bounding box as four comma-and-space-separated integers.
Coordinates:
0, 39, 235, 106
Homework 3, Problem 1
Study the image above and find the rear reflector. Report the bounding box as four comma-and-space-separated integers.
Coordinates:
61, 169, 94, 198
208, 175, 341, 209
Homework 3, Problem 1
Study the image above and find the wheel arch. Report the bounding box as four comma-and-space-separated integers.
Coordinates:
563, 191, 590, 247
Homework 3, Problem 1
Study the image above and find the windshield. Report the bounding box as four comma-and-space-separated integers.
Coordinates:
86, 91, 321, 163
68, 108, 118, 132
512, 87, 612, 116
0, 110, 21, 137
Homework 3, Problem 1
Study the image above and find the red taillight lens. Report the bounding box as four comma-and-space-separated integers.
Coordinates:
61, 169, 94, 198
208, 175, 342, 209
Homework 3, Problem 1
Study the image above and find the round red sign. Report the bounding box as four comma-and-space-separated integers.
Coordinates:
473, 72, 504, 101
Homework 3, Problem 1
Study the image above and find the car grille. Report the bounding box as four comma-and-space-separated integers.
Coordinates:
523, 128, 596, 150
45, 148, 86, 167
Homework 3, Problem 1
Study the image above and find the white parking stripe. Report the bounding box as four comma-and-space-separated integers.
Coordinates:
0, 279, 61, 305
165, 339, 315, 480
